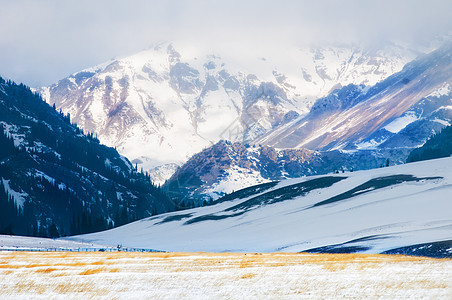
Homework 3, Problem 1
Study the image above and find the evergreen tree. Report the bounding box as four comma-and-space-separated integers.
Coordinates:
407, 125, 452, 163
0, 76, 173, 237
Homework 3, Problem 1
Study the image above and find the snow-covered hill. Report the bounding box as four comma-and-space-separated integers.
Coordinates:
164, 140, 410, 202
70, 157, 452, 255
40, 42, 419, 182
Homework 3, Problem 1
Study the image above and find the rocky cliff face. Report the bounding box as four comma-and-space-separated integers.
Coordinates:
40, 42, 417, 183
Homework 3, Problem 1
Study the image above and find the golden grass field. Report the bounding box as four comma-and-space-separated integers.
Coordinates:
0, 251, 451, 299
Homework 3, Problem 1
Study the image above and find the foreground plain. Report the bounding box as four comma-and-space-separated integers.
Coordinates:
0, 252, 451, 299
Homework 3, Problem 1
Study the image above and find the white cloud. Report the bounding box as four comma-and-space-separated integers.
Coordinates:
1, 0, 452, 87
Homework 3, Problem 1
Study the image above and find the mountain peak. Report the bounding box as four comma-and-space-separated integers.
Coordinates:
40, 42, 421, 181
256, 42, 452, 151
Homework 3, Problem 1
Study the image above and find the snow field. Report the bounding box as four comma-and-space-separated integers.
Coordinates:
0, 251, 450, 299
73, 157, 452, 253
0, 235, 115, 251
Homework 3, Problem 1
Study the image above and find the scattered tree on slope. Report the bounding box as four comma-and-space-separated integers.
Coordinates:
407, 125, 452, 163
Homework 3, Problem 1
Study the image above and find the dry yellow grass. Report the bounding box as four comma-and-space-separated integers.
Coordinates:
34, 267, 58, 273
79, 267, 108, 275
240, 273, 256, 279
0, 251, 450, 299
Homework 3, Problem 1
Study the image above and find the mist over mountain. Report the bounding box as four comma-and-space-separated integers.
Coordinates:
3, 1, 452, 87
40, 41, 421, 184
161, 42, 452, 201
1, 0, 452, 276
256, 42, 452, 151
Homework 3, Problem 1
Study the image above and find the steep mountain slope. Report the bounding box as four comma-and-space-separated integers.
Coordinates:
0, 77, 172, 237
164, 140, 410, 202
257, 42, 452, 151
407, 124, 452, 162
71, 157, 452, 256
164, 42, 452, 202
40, 42, 418, 181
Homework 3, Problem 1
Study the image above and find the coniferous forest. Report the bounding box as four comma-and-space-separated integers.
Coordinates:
407, 125, 452, 163
0, 77, 173, 237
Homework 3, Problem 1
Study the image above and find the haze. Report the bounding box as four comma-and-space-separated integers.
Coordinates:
1, 0, 452, 87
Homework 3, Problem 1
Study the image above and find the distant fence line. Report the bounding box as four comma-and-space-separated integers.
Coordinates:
0, 247, 164, 253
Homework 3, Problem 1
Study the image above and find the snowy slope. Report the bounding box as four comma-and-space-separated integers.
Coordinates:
40, 42, 418, 181
70, 157, 452, 254
163, 42, 452, 200
257, 42, 452, 151
0, 235, 114, 251
164, 140, 411, 202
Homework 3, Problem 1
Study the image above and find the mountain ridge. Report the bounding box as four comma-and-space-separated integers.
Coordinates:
256, 42, 452, 151
163, 140, 411, 202
164, 42, 452, 201
0, 77, 172, 237
40, 42, 419, 183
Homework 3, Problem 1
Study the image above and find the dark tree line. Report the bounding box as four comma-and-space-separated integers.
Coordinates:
407, 125, 452, 163
0, 180, 24, 235
0, 76, 174, 238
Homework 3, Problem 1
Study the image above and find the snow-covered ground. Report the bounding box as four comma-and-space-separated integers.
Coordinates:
70, 157, 452, 254
0, 235, 115, 251
203, 165, 271, 200
0, 251, 450, 299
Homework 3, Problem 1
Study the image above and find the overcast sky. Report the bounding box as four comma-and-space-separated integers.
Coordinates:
1, 0, 452, 87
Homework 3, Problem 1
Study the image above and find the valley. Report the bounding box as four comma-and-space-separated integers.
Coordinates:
2, 2, 452, 299
70, 157, 452, 256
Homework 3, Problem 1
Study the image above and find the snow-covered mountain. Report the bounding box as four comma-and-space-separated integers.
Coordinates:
162, 42, 452, 202
40, 42, 419, 183
70, 156, 452, 256
164, 140, 410, 202
256, 42, 452, 151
